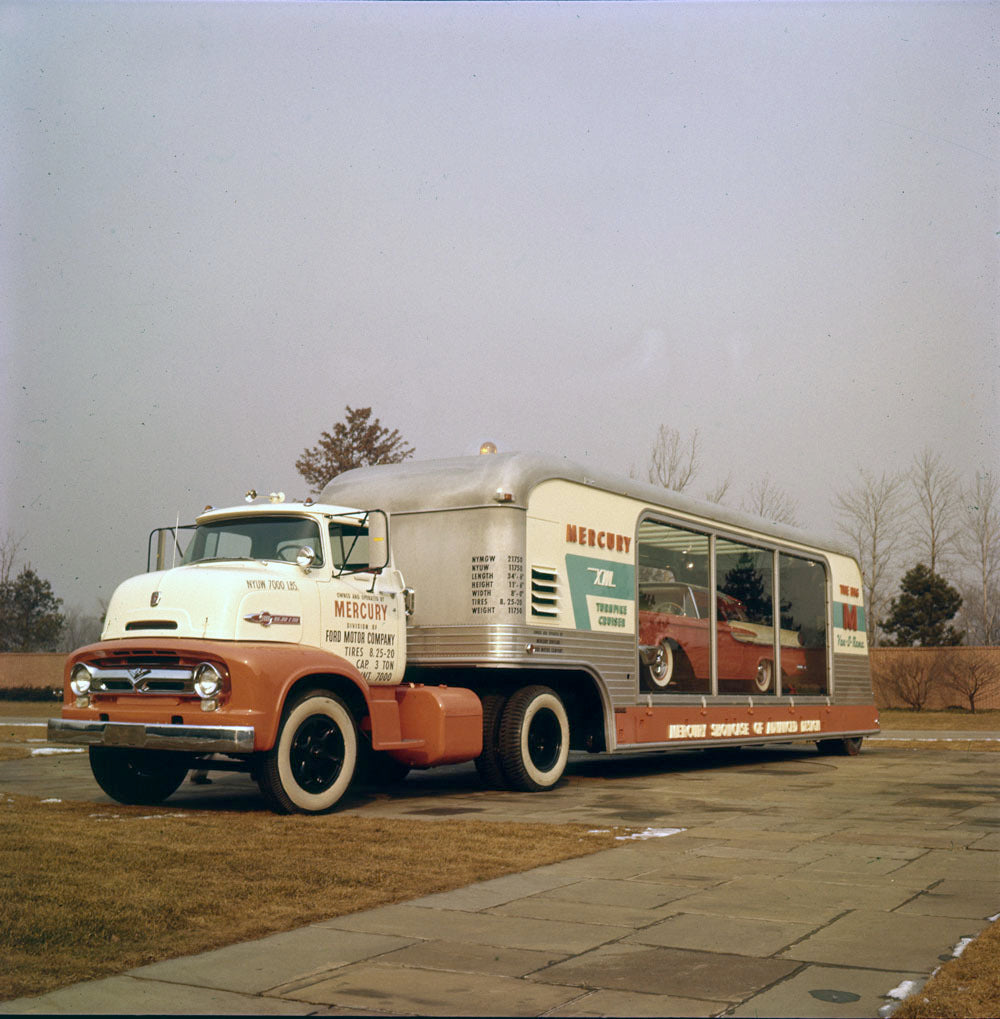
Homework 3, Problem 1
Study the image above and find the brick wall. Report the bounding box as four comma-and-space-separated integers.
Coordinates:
870, 646, 1000, 711
0, 653, 66, 692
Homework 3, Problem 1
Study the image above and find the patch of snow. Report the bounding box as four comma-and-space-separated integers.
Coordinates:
587, 829, 611, 834
40, 798, 62, 804
885, 979, 919, 1001
615, 827, 686, 840
31, 747, 86, 755
952, 937, 974, 957
89, 812, 188, 821
988, 912, 1000, 923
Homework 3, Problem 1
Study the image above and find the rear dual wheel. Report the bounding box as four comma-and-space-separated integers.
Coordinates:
497, 686, 570, 792
817, 736, 863, 756
475, 687, 571, 792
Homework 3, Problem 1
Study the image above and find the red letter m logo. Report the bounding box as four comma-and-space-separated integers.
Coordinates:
842, 604, 858, 631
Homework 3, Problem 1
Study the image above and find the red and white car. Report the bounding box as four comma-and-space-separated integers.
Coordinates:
638, 583, 818, 693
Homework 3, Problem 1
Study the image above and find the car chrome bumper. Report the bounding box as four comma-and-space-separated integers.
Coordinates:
47, 718, 255, 754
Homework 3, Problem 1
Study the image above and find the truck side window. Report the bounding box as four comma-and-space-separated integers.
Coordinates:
329, 522, 370, 572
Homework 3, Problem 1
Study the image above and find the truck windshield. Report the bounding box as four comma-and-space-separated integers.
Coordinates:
180, 517, 323, 566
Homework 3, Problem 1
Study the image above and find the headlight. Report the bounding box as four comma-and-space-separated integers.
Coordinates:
193, 663, 223, 700
70, 664, 93, 696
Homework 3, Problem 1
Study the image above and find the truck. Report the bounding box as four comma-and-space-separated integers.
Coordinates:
49, 452, 879, 813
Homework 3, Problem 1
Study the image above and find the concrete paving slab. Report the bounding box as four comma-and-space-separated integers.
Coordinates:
971, 831, 1000, 850
890, 847, 1000, 882
893, 878, 1000, 919
687, 843, 831, 863
317, 903, 633, 955
488, 893, 685, 930
727, 964, 925, 1018
535, 877, 701, 910
276, 960, 583, 1016
129, 926, 416, 994
781, 909, 982, 971
666, 873, 917, 924
0, 976, 343, 1015
359, 938, 566, 978
626, 911, 815, 956
820, 827, 985, 850
404, 865, 585, 911
530, 941, 799, 1002
637, 855, 801, 881
549, 987, 728, 1017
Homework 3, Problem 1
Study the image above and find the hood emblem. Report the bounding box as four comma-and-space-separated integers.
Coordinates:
127, 667, 151, 688
243, 612, 300, 628
150, 591, 161, 607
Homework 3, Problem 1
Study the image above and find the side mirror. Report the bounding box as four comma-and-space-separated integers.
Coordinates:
296, 546, 317, 570
367, 510, 390, 572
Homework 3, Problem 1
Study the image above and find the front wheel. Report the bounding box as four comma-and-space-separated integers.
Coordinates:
88, 747, 190, 805
498, 686, 570, 792
258, 691, 357, 813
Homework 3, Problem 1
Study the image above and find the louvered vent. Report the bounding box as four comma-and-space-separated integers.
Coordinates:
530, 565, 559, 617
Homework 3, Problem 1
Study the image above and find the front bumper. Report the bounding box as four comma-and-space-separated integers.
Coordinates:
47, 718, 255, 754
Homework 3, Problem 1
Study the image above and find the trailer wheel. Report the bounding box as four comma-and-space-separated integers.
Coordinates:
258, 690, 357, 813
474, 692, 509, 789
88, 747, 190, 806
817, 736, 863, 756
499, 686, 569, 791
754, 659, 773, 692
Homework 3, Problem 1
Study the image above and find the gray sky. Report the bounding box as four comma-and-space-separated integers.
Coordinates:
2, 0, 997, 613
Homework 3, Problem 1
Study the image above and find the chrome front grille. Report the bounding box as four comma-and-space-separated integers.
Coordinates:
84, 659, 198, 694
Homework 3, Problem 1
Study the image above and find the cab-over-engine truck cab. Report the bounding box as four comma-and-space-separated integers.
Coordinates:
49, 500, 483, 813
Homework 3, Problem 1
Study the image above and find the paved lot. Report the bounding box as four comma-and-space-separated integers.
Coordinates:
2, 723, 999, 1016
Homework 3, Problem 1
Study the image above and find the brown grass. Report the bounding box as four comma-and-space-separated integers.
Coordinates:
0, 793, 620, 1002
892, 919, 1000, 1019
875, 739, 1000, 753
0, 702, 60, 718
880, 709, 1000, 731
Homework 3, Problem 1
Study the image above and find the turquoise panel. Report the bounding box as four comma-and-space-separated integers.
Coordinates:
565, 553, 636, 631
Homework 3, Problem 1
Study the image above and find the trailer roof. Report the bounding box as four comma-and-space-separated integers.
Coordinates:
321, 452, 850, 557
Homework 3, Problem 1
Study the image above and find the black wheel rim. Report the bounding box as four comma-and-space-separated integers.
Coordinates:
290, 714, 345, 793
526, 708, 562, 773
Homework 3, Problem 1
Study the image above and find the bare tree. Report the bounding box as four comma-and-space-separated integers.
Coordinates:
704, 474, 733, 505
646, 425, 701, 493
908, 447, 960, 575
958, 471, 1000, 645
833, 469, 907, 647
877, 651, 936, 711
58, 608, 105, 652
0, 530, 25, 585
741, 476, 800, 526
939, 648, 999, 713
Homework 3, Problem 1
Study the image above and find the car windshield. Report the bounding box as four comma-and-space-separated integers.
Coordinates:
180, 516, 323, 566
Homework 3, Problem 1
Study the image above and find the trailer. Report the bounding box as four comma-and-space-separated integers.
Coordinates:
322, 452, 878, 782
